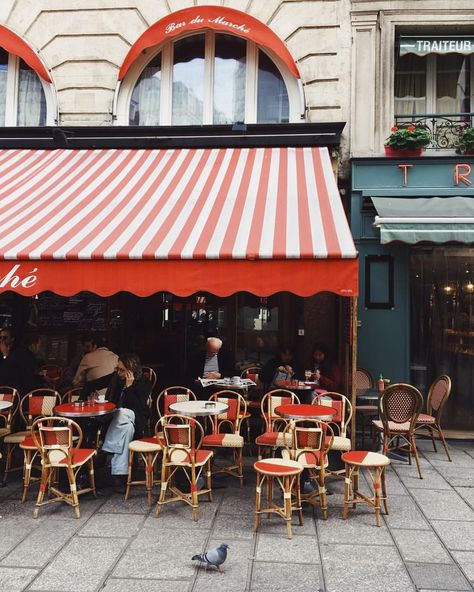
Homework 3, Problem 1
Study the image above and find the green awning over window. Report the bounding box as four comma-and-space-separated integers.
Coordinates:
399, 36, 474, 57
372, 196, 474, 244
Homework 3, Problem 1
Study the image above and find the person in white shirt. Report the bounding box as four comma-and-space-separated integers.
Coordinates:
73, 336, 118, 396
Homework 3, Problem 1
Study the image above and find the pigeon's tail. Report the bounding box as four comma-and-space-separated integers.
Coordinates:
192, 554, 204, 562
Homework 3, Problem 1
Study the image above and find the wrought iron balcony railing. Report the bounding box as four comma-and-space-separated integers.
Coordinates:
394, 113, 474, 150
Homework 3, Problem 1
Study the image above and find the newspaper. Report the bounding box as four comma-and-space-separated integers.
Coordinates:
198, 377, 256, 388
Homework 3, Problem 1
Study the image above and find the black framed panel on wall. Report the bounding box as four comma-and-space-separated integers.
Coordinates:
365, 255, 394, 309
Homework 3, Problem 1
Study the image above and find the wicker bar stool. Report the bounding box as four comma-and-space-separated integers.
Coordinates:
342, 450, 390, 527
125, 428, 163, 506
253, 457, 303, 539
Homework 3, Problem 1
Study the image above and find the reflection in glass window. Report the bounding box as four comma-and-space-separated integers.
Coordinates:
214, 34, 246, 124
394, 54, 427, 115
257, 50, 289, 123
0, 49, 46, 126
129, 53, 161, 125
436, 54, 470, 113
0, 49, 7, 126
172, 35, 205, 125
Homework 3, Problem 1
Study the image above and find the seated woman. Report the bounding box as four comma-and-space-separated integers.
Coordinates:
310, 342, 341, 391
95, 353, 151, 491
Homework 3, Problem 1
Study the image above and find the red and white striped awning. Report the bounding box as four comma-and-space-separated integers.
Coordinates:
0, 147, 357, 297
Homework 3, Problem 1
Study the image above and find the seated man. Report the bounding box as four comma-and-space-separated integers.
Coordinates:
187, 337, 234, 399
73, 335, 118, 398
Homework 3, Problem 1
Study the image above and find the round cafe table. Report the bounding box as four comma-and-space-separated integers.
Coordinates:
54, 401, 117, 418
169, 400, 229, 417
0, 400, 13, 412
275, 404, 337, 421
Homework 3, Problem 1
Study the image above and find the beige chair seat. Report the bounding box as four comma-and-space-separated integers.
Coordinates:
330, 435, 351, 451
128, 437, 163, 453
372, 419, 410, 433
4, 430, 30, 444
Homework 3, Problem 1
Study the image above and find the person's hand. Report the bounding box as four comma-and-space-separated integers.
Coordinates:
124, 369, 134, 388
0, 341, 10, 358
206, 372, 221, 379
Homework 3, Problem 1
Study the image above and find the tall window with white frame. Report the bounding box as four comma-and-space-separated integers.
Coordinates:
395, 52, 471, 116
0, 48, 47, 126
128, 32, 290, 126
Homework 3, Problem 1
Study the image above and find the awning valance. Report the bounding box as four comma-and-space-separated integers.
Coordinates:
0, 25, 51, 82
0, 146, 357, 297
373, 196, 474, 244
119, 5, 300, 80
400, 36, 474, 57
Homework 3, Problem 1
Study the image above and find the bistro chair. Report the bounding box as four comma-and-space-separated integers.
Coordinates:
201, 390, 246, 487
142, 366, 157, 435
125, 418, 163, 506
355, 368, 377, 448
156, 386, 196, 418
0, 388, 20, 472
62, 387, 82, 403
155, 414, 213, 521
253, 457, 303, 540
282, 419, 334, 519
3, 388, 61, 494
313, 392, 352, 475
372, 383, 424, 479
415, 375, 452, 461
239, 365, 263, 452
255, 389, 300, 460
30, 416, 96, 518
342, 450, 390, 527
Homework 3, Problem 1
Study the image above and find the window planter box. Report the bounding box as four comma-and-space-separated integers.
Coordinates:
384, 146, 424, 157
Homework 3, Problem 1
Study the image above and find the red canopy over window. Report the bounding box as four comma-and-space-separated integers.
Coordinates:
0, 24, 51, 83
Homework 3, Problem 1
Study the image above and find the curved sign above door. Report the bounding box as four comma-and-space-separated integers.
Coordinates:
118, 5, 300, 81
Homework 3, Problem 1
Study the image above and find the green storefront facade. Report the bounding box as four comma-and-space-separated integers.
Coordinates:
351, 156, 474, 432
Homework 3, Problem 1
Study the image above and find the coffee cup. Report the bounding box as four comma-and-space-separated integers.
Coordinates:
97, 394, 106, 403
231, 376, 240, 384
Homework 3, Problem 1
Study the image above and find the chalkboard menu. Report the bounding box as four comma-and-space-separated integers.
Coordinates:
36, 292, 107, 331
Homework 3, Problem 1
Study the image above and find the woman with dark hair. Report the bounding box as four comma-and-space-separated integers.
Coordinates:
310, 342, 341, 391
259, 343, 303, 389
98, 353, 151, 490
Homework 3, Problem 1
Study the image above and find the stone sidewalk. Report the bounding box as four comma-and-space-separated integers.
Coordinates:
1, 439, 474, 592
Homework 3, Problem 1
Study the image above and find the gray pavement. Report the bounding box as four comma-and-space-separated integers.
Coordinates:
0, 439, 474, 592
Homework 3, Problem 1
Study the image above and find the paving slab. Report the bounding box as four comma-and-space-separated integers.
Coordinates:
455, 487, 474, 509
141, 497, 218, 530
77, 512, 146, 538
193, 539, 253, 592
255, 533, 319, 563
382, 494, 431, 530
391, 529, 453, 563
406, 562, 472, 591
102, 578, 192, 592
27, 536, 128, 592
409, 488, 474, 521
317, 511, 393, 546
0, 566, 39, 592
250, 561, 323, 592
321, 543, 415, 592
394, 467, 452, 490
431, 520, 474, 551
452, 551, 474, 583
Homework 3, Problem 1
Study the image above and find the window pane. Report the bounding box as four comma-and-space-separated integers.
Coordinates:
213, 34, 246, 124
172, 35, 205, 125
17, 59, 46, 126
436, 54, 470, 113
129, 53, 161, 125
394, 54, 427, 115
257, 50, 289, 123
0, 48, 8, 126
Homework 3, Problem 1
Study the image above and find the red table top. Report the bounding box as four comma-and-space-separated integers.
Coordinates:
54, 401, 116, 418
275, 404, 336, 420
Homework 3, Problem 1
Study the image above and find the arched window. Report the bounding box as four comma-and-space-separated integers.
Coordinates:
0, 48, 48, 126
119, 32, 300, 126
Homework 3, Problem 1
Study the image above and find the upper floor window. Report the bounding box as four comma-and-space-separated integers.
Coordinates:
0, 48, 47, 126
124, 32, 293, 126
395, 52, 471, 115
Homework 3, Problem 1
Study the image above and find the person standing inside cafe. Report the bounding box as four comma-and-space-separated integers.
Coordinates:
73, 335, 118, 397
98, 353, 151, 491
187, 336, 234, 399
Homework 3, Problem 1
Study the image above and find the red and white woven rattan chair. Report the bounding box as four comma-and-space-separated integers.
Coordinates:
314, 392, 352, 475
282, 419, 334, 519
253, 457, 303, 539
355, 368, 376, 448
156, 414, 213, 521
3, 388, 61, 498
0, 387, 20, 477
342, 450, 390, 526
372, 383, 424, 479
156, 386, 196, 419
125, 421, 163, 506
255, 389, 300, 460
415, 375, 452, 461
30, 416, 96, 518
239, 366, 262, 452
142, 366, 157, 435
201, 390, 246, 487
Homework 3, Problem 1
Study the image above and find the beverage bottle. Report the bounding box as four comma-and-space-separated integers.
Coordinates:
377, 374, 385, 393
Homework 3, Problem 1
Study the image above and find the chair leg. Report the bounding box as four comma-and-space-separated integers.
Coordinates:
436, 424, 452, 462
21, 449, 33, 503
89, 459, 97, 497
33, 466, 50, 518
410, 435, 423, 479
254, 473, 262, 532
343, 463, 351, 519
428, 425, 438, 452
381, 466, 389, 515
2, 443, 14, 486
145, 452, 154, 507
66, 466, 80, 518
191, 466, 198, 522
125, 450, 134, 501
319, 468, 328, 520
374, 467, 382, 527
284, 476, 292, 539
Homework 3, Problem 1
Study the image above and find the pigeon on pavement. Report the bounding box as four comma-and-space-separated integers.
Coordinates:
192, 543, 229, 573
